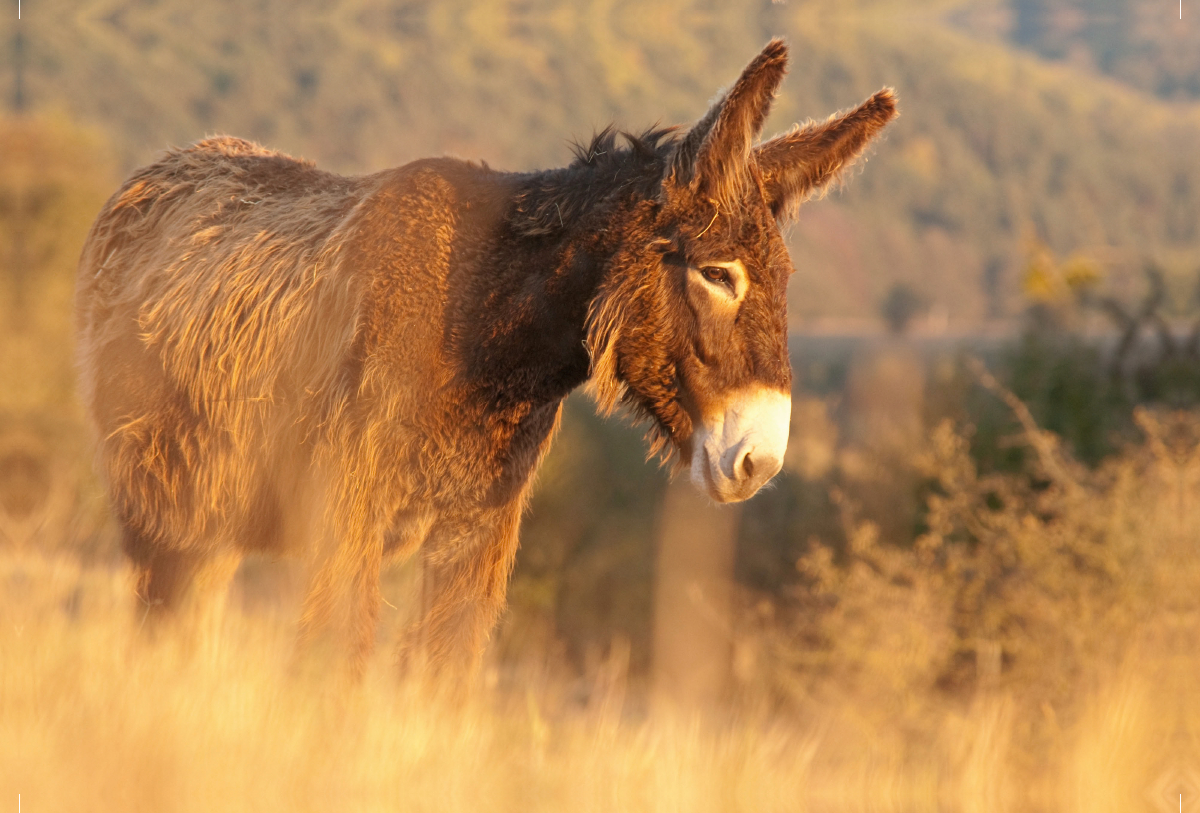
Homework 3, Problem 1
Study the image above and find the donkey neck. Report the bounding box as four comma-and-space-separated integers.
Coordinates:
451, 161, 657, 413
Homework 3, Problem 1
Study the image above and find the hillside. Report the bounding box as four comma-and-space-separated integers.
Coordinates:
3, 0, 1200, 326
955, 0, 1200, 100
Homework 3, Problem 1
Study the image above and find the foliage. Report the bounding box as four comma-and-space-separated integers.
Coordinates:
7, 0, 1200, 325
0, 114, 114, 420
879, 282, 928, 334
990, 0, 1200, 100
741, 400, 1189, 763
0, 114, 116, 554
972, 247, 1200, 469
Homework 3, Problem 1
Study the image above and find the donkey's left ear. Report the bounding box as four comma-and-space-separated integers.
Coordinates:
756, 88, 898, 222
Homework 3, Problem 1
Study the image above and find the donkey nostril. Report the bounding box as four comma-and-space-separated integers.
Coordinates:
738, 448, 755, 481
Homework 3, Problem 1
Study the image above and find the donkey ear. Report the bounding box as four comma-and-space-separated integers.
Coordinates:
755, 88, 898, 222
666, 39, 789, 207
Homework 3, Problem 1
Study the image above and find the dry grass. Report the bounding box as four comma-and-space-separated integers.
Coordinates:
2, 552, 822, 813
3, 409, 1199, 812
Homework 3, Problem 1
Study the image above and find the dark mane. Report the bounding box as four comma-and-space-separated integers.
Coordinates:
568, 125, 680, 169
509, 126, 679, 237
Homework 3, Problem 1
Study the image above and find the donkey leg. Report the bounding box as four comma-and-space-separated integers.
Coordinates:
185, 549, 244, 642
397, 513, 522, 685
130, 545, 196, 620
297, 540, 384, 679
128, 536, 242, 636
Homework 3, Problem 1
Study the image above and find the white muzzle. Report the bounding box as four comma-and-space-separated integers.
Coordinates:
689, 386, 791, 503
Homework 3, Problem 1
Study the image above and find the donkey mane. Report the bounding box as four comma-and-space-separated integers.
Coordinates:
509, 126, 679, 238
570, 125, 680, 168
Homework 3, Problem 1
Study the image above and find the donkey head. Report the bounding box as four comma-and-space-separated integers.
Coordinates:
586, 39, 897, 503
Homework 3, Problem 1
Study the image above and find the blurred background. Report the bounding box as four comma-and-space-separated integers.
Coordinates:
4, 1, 1200, 810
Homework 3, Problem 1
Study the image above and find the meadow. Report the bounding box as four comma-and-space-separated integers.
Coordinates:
2, 401, 1195, 812
5, 1, 1200, 808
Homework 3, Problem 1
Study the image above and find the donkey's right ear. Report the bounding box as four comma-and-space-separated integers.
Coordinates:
756, 88, 898, 222
666, 39, 789, 208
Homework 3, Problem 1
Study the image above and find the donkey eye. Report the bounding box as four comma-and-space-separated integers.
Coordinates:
700, 266, 731, 287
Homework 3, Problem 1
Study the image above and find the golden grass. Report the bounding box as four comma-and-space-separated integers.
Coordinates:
3, 552, 822, 813
3, 410, 1198, 812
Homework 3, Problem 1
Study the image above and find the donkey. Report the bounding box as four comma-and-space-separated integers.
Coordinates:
76, 39, 896, 676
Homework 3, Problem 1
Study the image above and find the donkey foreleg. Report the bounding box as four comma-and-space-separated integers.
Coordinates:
397, 510, 522, 686
128, 539, 243, 642
296, 534, 385, 679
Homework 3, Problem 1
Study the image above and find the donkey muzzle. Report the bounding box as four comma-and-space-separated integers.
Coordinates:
689, 386, 791, 503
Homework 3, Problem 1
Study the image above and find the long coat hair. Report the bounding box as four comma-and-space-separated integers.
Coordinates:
76, 40, 897, 675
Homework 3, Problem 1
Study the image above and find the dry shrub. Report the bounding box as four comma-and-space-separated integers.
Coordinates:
5, 323, 1197, 811
735, 383, 1200, 807
916, 415, 1152, 705
0, 114, 117, 559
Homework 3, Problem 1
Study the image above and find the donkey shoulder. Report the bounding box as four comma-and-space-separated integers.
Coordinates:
340, 157, 512, 336
353, 156, 506, 235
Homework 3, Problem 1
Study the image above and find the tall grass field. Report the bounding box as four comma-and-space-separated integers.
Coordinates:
2, 408, 1195, 813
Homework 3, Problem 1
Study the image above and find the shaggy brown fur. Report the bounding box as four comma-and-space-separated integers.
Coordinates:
75, 40, 896, 677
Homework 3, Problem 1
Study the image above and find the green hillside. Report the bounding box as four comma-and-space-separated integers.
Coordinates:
4, 0, 1200, 326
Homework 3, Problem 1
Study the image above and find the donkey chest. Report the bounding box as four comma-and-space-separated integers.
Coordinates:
408, 396, 562, 503
373, 398, 561, 558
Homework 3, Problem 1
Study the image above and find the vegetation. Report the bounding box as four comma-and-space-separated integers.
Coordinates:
4, 395, 1193, 810
6, 0, 1200, 324
4, 2, 1200, 805
0, 115, 115, 558
979, 0, 1200, 100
